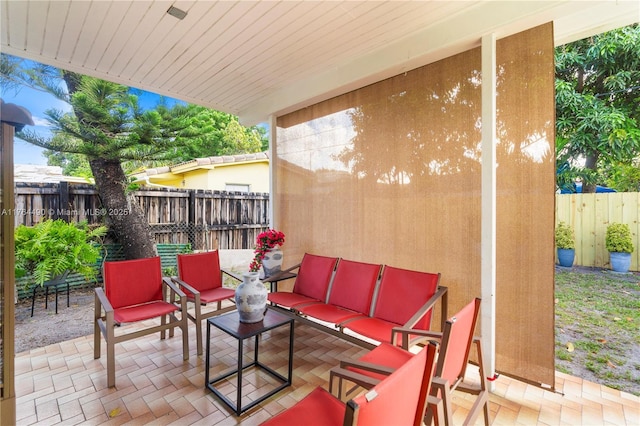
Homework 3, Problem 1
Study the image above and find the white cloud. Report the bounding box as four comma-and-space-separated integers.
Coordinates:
32, 116, 52, 127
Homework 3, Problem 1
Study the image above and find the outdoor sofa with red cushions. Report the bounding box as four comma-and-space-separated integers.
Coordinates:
267, 253, 447, 348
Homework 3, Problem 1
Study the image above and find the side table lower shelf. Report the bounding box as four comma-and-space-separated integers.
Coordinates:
205, 308, 294, 415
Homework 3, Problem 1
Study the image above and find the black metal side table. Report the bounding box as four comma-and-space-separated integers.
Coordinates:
205, 307, 294, 415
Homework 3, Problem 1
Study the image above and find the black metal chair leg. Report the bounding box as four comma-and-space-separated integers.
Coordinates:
30, 286, 37, 317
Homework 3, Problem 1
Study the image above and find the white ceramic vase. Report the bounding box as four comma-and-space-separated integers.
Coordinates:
260, 248, 284, 279
234, 271, 268, 323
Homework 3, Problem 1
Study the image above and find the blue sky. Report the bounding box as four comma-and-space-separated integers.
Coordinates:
3, 79, 182, 165
4, 85, 68, 165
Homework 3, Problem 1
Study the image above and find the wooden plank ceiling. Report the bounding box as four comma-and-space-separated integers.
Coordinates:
1, 1, 639, 124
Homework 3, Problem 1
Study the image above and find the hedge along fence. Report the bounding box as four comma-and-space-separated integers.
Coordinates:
15, 243, 191, 301
13, 182, 270, 250
555, 192, 640, 271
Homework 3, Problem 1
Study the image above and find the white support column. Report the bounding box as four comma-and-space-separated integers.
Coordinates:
268, 115, 277, 229
481, 33, 497, 390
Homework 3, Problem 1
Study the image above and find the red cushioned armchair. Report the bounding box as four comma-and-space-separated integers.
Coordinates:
261, 341, 438, 426
94, 256, 189, 388
172, 250, 240, 355
331, 298, 490, 426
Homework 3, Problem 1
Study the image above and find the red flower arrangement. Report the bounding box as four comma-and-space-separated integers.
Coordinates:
249, 229, 285, 272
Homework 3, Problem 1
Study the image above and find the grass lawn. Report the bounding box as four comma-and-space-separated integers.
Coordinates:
555, 266, 640, 396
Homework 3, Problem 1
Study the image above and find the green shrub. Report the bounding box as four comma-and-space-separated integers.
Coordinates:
605, 223, 635, 253
555, 222, 575, 249
15, 219, 107, 287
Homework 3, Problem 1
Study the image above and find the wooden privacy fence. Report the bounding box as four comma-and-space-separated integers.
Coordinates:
556, 192, 640, 272
12, 182, 270, 250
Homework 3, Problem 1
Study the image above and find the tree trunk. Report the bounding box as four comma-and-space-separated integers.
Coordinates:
583, 153, 599, 193
90, 158, 156, 259
63, 70, 155, 260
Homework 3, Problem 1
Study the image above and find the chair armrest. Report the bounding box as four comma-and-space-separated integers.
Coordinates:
171, 276, 198, 295
164, 277, 188, 314
396, 284, 448, 347
392, 327, 443, 338
329, 366, 384, 396
94, 287, 113, 314
403, 285, 447, 329
391, 326, 443, 350
170, 276, 201, 307
221, 268, 243, 282
94, 286, 116, 350
163, 276, 186, 298
280, 262, 302, 275
337, 359, 396, 376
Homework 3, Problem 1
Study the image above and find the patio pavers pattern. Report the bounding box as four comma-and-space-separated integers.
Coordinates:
14, 318, 640, 425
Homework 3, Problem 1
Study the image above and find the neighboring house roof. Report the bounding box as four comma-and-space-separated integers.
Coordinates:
130, 152, 269, 191
14, 164, 91, 184
132, 152, 268, 178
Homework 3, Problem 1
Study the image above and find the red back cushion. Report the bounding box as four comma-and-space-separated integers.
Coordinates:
261, 387, 345, 426
327, 260, 381, 314
350, 342, 433, 426
373, 266, 439, 329
177, 251, 222, 294
103, 257, 163, 309
439, 299, 479, 384
293, 254, 338, 300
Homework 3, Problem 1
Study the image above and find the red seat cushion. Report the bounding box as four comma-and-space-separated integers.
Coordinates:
268, 292, 321, 308
193, 287, 235, 304
260, 387, 345, 426
113, 300, 179, 323
342, 317, 398, 344
177, 251, 223, 297
349, 342, 413, 381
297, 303, 364, 324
